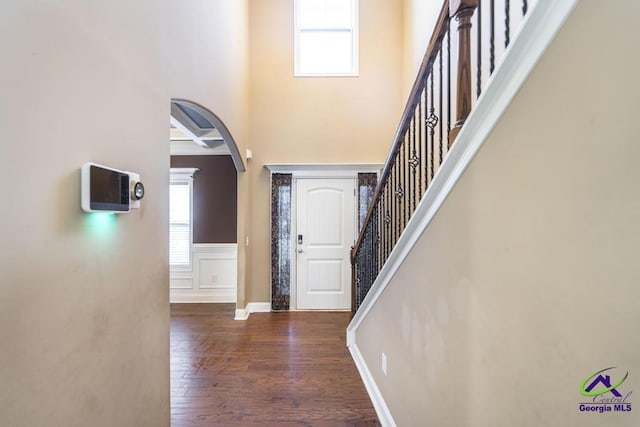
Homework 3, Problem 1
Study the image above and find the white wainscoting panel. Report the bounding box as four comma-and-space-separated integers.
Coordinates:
170, 243, 237, 303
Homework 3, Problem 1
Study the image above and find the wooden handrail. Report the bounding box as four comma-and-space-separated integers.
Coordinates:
352, 0, 450, 259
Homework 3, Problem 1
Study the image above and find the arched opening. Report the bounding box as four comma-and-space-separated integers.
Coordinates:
170, 99, 245, 172
168, 99, 244, 305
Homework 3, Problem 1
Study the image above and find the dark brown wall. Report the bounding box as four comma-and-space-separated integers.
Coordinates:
170, 155, 237, 243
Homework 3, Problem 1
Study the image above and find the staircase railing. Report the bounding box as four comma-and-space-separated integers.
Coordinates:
351, 0, 530, 312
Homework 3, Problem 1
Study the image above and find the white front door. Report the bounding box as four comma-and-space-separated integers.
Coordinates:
296, 178, 356, 310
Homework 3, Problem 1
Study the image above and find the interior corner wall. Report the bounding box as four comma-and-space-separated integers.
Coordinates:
0, 0, 249, 425
355, 1, 640, 425
247, 0, 404, 304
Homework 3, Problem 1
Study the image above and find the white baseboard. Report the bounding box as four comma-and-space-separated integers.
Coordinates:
234, 302, 271, 320
348, 341, 396, 426
169, 292, 235, 303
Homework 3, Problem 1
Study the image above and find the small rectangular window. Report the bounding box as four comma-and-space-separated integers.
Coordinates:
294, 0, 359, 77
169, 169, 196, 269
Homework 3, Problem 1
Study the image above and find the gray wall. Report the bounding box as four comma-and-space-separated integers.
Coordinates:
355, 1, 640, 425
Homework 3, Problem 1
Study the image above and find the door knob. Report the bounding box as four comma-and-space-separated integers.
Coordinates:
297, 248, 304, 253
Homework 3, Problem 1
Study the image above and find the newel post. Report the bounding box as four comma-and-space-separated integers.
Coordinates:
449, 0, 478, 147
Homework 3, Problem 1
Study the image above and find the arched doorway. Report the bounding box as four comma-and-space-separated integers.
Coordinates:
168, 99, 244, 304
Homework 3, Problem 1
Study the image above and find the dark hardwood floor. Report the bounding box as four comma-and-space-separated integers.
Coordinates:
170, 304, 379, 426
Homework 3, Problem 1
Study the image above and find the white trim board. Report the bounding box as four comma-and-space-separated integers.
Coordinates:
346, 0, 579, 423
265, 163, 383, 177
234, 302, 271, 320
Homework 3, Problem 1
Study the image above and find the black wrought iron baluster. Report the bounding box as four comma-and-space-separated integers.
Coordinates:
375, 197, 380, 271
406, 133, 410, 221
375, 204, 381, 275
438, 46, 444, 166
395, 158, 401, 247
447, 24, 452, 147
391, 159, 400, 252
399, 140, 404, 231
361, 256, 364, 308
424, 75, 430, 189
354, 257, 358, 309
362, 247, 366, 305
490, 0, 495, 74
367, 224, 372, 295
356, 255, 361, 309
416, 87, 422, 200
389, 167, 395, 252
380, 187, 389, 263
378, 191, 383, 267
396, 158, 401, 246
389, 169, 393, 251
382, 190, 387, 262
402, 134, 407, 226
358, 254, 362, 309
398, 154, 403, 241
429, 74, 435, 181
393, 161, 399, 248
410, 115, 415, 216
358, 245, 362, 307
373, 206, 378, 279
406, 129, 411, 221
477, 0, 482, 98
380, 193, 385, 264
370, 220, 375, 286
385, 185, 393, 261
383, 186, 388, 262
390, 163, 396, 250
361, 231, 366, 303
505, 0, 510, 47
402, 137, 406, 226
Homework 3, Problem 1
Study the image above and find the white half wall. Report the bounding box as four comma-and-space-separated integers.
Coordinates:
170, 244, 237, 303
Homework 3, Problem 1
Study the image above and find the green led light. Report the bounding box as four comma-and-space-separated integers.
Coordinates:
84, 212, 117, 237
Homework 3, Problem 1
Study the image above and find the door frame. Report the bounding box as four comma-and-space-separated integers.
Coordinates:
265, 163, 383, 311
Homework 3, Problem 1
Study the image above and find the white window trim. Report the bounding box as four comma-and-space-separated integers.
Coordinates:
169, 168, 198, 272
294, 0, 359, 77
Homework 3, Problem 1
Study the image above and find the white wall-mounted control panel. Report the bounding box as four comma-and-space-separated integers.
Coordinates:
81, 163, 144, 213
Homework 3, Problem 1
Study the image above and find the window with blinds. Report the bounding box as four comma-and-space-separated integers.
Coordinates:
294, 0, 359, 76
169, 171, 194, 269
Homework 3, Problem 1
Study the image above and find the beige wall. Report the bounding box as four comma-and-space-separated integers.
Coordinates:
247, 0, 404, 302
0, 0, 249, 425
356, 0, 640, 425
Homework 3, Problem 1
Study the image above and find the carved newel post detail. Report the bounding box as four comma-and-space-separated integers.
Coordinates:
449, 0, 478, 147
